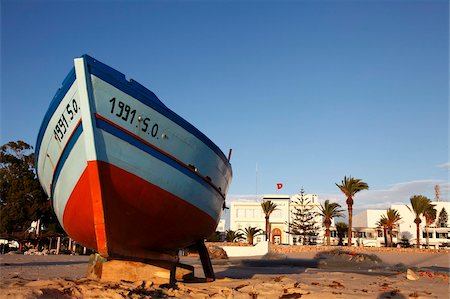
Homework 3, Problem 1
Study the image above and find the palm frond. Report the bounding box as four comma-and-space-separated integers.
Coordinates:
239, 226, 263, 238
376, 215, 388, 227
261, 200, 278, 217
424, 203, 437, 224
409, 195, 431, 217
335, 175, 369, 197
386, 208, 401, 230
319, 200, 344, 219
225, 229, 244, 242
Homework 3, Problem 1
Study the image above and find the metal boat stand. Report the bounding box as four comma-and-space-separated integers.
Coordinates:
196, 240, 215, 282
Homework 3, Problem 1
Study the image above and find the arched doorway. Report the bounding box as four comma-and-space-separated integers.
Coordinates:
272, 228, 282, 244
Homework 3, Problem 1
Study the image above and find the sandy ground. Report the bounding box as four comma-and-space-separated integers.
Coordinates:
0, 249, 449, 298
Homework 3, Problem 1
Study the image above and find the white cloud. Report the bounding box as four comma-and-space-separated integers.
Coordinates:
319, 179, 449, 211
437, 162, 450, 169
225, 194, 262, 203
227, 179, 449, 210
440, 181, 450, 192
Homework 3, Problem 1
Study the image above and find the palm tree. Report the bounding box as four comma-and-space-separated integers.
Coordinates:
240, 226, 263, 245
386, 208, 402, 247
206, 231, 222, 242
318, 200, 344, 246
408, 195, 431, 248
336, 176, 369, 246
225, 229, 244, 243
335, 222, 348, 246
261, 200, 278, 241
423, 203, 437, 248
376, 215, 388, 247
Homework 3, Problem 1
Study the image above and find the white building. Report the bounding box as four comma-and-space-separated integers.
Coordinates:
230, 193, 330, 245
216, 219, 226, 233
353, 209, 391, 247
353, 201, 449, 248
393, 201, 449, 248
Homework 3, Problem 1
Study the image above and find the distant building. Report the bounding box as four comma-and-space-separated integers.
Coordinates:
393, 201, 449, 248
230, 193, 331, 245
353, 201, 450, 248
216, 219, 226, 233
353, 209, 389, 247
230, 194, 449, 248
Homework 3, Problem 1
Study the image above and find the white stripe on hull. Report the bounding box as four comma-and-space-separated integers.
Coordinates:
52, 136, 87, 227
37, 82, 82, 195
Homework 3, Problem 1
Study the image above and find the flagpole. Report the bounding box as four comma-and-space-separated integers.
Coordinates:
255, 162, 258, 201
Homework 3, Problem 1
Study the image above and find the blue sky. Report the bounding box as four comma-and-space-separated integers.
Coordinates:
1, 0, 448, 210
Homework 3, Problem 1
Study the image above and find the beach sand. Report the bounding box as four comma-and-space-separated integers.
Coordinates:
1, 249, 448, 298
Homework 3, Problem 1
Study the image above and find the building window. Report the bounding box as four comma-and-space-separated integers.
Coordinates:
330, 231, 337, 238
436, 232, 448, 239
422, 232, 433, 238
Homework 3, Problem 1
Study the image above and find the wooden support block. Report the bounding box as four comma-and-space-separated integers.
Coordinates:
101, 260, 171, 284
86, 254, 194, 284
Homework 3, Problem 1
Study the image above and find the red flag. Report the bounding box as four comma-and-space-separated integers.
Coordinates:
277, 183, 283, 190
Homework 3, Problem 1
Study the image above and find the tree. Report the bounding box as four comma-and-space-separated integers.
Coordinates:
423, 203, 437, 248
407, 195, 431, 248
261, 200, 277, 241
0, 141, 51, 236
335, 222, 348, 246
318, 200, 344, 246
288, 188, 319, 245
206, 231, 222, 242
336, 176, 369, 247
239, 227, 263, 245
399, 233, 411, 248
436, 207, 448, 228
385, 208, 402, 247
225, 229, 244, 242
376, 215, 388, 247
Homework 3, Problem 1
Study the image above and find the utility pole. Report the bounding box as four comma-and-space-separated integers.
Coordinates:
435, 185, 441, 202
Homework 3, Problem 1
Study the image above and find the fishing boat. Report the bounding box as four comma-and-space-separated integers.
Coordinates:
35, 55, 232, 264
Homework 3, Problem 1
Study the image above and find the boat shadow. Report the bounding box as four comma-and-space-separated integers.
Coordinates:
209, 256, 404, 280
211, 258, 320, 279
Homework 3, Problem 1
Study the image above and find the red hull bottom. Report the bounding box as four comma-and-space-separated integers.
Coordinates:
63, 161, 217, 259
